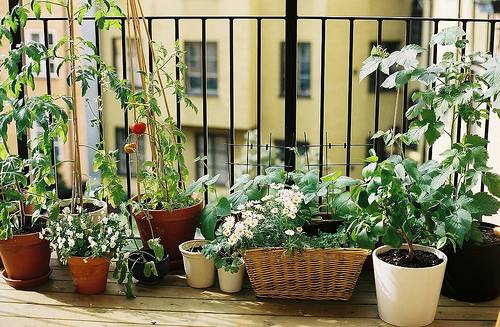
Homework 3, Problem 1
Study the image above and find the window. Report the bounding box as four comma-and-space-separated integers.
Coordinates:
368, 41, 400, 93
116, 127, 145, 176
185, 42, 218, 95
26, 31, 57, 78
280, 42, 311, 97
112, 38, 142, 88
196, 134, 228, 186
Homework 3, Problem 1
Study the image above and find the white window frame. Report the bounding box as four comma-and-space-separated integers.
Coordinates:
25, 29, 58, 79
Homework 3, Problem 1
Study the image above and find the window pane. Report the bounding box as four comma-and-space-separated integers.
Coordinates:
186, 42, 217, 94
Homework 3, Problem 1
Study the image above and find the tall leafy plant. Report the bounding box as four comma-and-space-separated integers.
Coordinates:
355, 27, 500, 255
0, 0, 124, 236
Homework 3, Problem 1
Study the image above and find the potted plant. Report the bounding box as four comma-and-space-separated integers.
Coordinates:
125, 239, 169, 286
0, 156, 53, 289
42, 208, 130, 294
205, 175, 370, 300
358, 26, 500, 323
101, 2, 209, 270
179, 239, 215, 288
202, 215, 246, 293
0, 1, 127, 225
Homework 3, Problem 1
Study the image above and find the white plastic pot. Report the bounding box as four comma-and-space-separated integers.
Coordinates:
179, 240, 215, 288
217, 261, 245, 293
373, 244, 447, 327
57, 198, 107, 223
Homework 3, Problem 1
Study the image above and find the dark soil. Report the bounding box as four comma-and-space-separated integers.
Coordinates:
378, 249, 443, 268
61, 202, 103, 214
13, 217, 46, 235
481, 226, 500, 245
188, 245, 203, 253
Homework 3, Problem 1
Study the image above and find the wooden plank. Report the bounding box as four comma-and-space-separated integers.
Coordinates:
0, 303, 389, 326
0, 304, 495, 327
1, 278, 498, 309
0, 288, 497, 321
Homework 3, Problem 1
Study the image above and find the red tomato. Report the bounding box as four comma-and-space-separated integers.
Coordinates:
130, 122, 147, 135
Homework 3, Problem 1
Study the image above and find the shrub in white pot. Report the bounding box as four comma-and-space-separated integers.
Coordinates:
343, 156, 452, 326
202, 215, 247, 293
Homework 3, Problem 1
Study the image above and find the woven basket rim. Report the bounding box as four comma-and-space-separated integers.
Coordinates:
244, 247, 371, 255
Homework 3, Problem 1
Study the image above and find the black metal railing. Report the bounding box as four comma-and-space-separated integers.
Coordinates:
9, 1, 500, 205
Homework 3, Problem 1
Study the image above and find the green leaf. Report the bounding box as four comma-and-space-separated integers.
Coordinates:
484, 172, 500, 198
463, 134, 488, 147
362, 163, 377, 179
430, 26, 466, 46
359, 54, 382, 81
424, 121, 444, 146
383, 226, 402, 248
146, 238, 165, 261
356, 228, 374, 249
446, 209, 472, 246
470, 192, 500, 216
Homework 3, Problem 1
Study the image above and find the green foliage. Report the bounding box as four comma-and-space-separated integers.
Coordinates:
356, 27, 500, 253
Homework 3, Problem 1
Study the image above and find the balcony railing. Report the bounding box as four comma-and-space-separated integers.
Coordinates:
10, 0, 500, 208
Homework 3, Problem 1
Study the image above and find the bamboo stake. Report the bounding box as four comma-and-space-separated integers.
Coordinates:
126, 0, 141, 201
69, 0, 84, 210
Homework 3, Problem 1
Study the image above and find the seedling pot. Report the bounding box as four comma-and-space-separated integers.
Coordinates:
373, 244, 447, 327
217, 261, 245, 293
57, 198, 108, 223
67, 256, 111, 295
179, 240, 215, 288
128, 249, 170, 285
442, 222, 500, 302
0, 232, 51, 289
134, 198, 203, 270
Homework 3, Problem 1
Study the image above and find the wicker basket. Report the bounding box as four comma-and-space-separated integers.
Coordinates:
243, 247, 371, 300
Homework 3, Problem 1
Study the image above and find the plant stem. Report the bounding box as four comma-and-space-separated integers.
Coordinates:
399, 229, 414, 261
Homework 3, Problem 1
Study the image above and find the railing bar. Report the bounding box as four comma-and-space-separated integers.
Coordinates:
482, 20, 496, 191
319, 18, 326, 179
175, 18, 181, 132
229, 18, 235, 188
121, 19, 132, 223
428, 19, 439, 160
402, 19, 410, 154
346, 18, 354, 177
201, 18, 209, 204
27, 16, 500, 23
94, 23, 104, 147
284, 0, 298, 172
256, 18, 262, 175
148, 18, 154, 74
42, 19, 57, 186
373, 19, 382, 154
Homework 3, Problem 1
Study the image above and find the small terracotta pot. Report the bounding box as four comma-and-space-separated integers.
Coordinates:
67, 256, 111, 295
133, 198, 203, 270
0, 232, 51, 288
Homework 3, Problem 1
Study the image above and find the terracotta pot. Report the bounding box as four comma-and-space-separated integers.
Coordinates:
133, 198, 203, 270
0, 232, 51, 289
67, 256, 110, 295
57, 198, 108, 223
179, 240, 215, 288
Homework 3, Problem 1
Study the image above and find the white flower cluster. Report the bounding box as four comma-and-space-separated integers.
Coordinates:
267, 184, 303, 220
221, 211, 263, 246
41, 207, 131, 262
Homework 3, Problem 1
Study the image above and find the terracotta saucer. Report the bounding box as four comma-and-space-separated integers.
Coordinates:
2, 268, 52, 289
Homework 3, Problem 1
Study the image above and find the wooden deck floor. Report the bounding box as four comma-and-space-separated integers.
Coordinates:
0, 258, 498, 326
